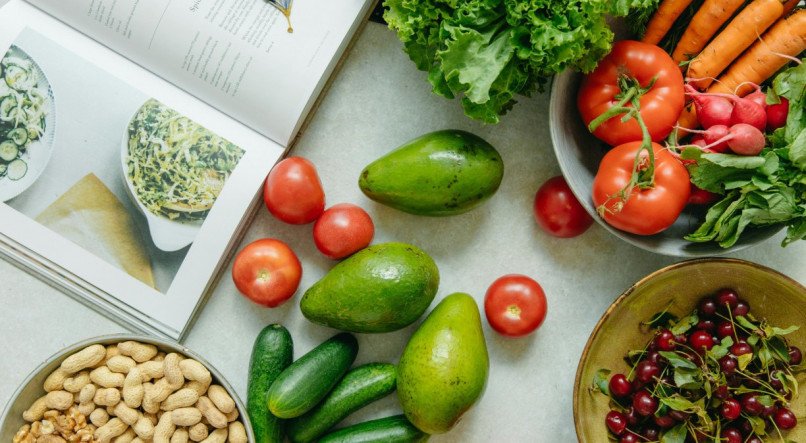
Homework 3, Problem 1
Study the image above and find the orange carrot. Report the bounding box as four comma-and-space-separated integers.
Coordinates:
712, 9, 806, 96
676, 103, 700, 135
686, 0, 784, 89
671, 0, 745, 64
782, 0, 801, 15
642, 0, 696, 45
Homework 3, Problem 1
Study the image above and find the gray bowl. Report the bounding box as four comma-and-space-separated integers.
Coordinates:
548, 70, 781, 256
0, 334, 254, 442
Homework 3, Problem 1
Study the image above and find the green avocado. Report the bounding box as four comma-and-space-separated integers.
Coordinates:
397, 293, 489, 434
300, 243, 439, 333
359, 130, 503, 216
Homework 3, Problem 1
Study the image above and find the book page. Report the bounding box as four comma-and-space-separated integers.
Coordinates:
28, 0, 372, 146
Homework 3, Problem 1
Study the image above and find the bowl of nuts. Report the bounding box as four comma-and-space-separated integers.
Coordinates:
0, 334, 253, 443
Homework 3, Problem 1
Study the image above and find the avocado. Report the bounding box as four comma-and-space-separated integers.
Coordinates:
359, 130, 503, 216
300, 243, 439, 333
397, 293, 489, 434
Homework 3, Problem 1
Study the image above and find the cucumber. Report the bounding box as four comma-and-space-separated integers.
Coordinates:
7, 158, 26, 180
0, 163, 7, 177
286, 363, 397, 442
248, 324, 293, 443
317, 415, 428, 443
0, 140, 18, 161
267, 333, 358, 419
9, 127, 27, 145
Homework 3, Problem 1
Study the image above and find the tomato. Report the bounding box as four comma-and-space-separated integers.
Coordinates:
578, 40, 685, 147
533, 176, 594, 238
484, 274, 547, 337
264, 157, 325, 224
592, 141, 690, 235
232, 238, 302, 307
313, 203, 375, 259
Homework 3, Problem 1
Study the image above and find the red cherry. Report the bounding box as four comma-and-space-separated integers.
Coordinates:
654, 329, 676, 351
741, 394, 763, 416
716, 321, 735, 339
774, 408, 797, 430
789, 346, 803, 365
716, 288, 740, 310
620, 434, 639, 443
730, 341, 753, 356
633, 390, 658, 416
635, 360, 660, 383
722, 428, 742, 443
609, 374, 632, 398
606, 410, 627, 435
654, 414, 675, 429
690, 330, 716, 351
721, 398, 742, 420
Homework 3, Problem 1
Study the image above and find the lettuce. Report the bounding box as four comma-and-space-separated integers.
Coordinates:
383, 0, 658, 123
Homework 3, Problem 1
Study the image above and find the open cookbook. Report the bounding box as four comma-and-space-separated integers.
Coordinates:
0, 0, 374, 339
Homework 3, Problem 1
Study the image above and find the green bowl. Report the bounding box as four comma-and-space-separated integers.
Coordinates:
574, 258, 806, 441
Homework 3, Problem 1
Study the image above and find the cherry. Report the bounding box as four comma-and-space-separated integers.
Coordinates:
696, 319, 716, 332
716, 288, 740, 310
761, 404, 776, 417
632, 390, 658, 416
739, 419, 753, 435
620, 433, 639, 443
789, 346, 803, 365
635, 360, 660, 383
721, 398, 742, 420
624, 407, 639, 426
730, 341, 753, 356
733, 300, 750, 317
774, 407, 797, 430
726, 374, 742, 388
654, 414, 675, 429
669, 410, 689, 422
609, 374, 632, 397
747, 438, 762, 443
630, 378, 645, 392
699, 297, 717, 317
716, 321, 735, 339
654, 329, 676, 351
606, 410, 627, 435
721, 428, 742, 443
740, 394, 763, 415
646, 351, 665, 366
719, 355, 737, 374
674, 334, 687, 345
690, 330, 716, 351
641, 426, 659, 440
769, 370, 784, 390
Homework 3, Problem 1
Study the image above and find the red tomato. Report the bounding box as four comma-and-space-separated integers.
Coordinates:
264, 157, 325, 224
484, 274, 547, 337
533, 176, 594, 238
313, 203, 375, 259
592, 141, 690, 235
578, 40, 685, 146
231, 239, 302, 307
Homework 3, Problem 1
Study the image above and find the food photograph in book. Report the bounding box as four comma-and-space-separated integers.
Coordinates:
0, 28, 245, 294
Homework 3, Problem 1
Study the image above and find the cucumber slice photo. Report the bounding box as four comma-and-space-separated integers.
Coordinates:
0, 163, 7, 177
9, 127, 27, 145
6, 158, 27, 180
0, 139, 18, 161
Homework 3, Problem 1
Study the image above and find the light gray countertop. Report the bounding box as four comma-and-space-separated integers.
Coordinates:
1, 17, 805, 442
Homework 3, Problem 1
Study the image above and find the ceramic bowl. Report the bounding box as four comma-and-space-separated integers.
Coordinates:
548, 70, 781, 256
0, 334, 254, 442
574, 258, 806, 441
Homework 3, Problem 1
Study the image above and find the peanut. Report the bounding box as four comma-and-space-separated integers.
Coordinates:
22, 395, 49, 422
77, 384, 96, 416
137, 361, 164, 381
45, 391, 74, 411
44, 368, 70, 392
200, 428, 227, 443
106, 356, 137, 374
195, 397, 226, 429
132, 415, 154, 440
163, 354, 184, 390
36, 436, 66, 443
130, 439, 144, 443
154, 352, 166, 362
188, 423, 207, 442
90, 367, 125, 388
161, 388, 199, 411
95, 418, 127, 443
97, 345, 120, 368
62, 371, 90, 393
227, 422, 247, 443
112, 428, 136, 443
122, 368, 144, 409
171, 428, 189, 443
90, 408, 109, 427
113, 403, 139, 426
183, 381, 210, 397
61, 345, 106, 374
144, 412, 158, 425
93, 388, 121, 407
178, 360, 211, 385
143, 379, 177, 414
152, 412, 175, 443
77, 402, 95, 417
118, 342, 157, 363
205, 386, 234, 415
224, 408, 238, 423
171, 408, 202, 427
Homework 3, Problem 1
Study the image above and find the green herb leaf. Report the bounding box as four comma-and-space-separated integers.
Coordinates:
592, 368, 611, 396
673, 367, 703, 390
670, 313, 699, 336
772, 325, 800, 336
768, 336, 792, 363
737, 353, 753, 371
659, 352, 697, 369
746, 415, 767, 435
660, 423, 687, 443
708, 336, 734, 360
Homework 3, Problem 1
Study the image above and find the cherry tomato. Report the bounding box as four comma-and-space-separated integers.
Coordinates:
484, 274, 547, 337
592, 141, 690, 235
232, 238, 302, 307
313, 203, 375, 259
578, 41, 685, 146
533, 176, 593, 238
264, 157, 325, 224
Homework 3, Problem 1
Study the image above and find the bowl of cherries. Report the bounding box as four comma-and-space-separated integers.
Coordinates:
574, 258, 806, 442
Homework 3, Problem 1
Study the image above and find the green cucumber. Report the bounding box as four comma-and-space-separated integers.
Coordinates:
9, 127, 27, 145
286, 363, 397, 442
7, 158, 26, 180
267, 333, 358, 419
0, 140, 18, 161
317, 415, 428, 443
247, 324, 293, 443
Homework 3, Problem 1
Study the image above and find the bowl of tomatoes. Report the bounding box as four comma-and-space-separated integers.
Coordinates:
574, 258, 806, 442
549, 41, 782, 257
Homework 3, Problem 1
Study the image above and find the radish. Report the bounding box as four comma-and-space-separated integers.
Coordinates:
686, 84, 733, 129
682, 124, 730, 153
702, 123, 766, 156
767, 97, 789, 131
688, 184, 719, 206
729, 98, 766, 131
745, 90, 767, 109
685, 85, 766, 131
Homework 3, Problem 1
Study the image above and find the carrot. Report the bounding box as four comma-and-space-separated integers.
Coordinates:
712, 9, 806, 96
676, 104, 700, 135
782, 0, 801, 15
686, 0, 785, 89
671, 0, 745, 65
642, 0, 696, 45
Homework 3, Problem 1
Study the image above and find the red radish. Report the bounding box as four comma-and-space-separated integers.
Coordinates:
686, 85, 766, 131
689, 184, 719, 205
686, 84, 733, 129
702, 123, 766, 156
745, 89, 767, 109
702, 125, 730, 153
729, 99, 766, 131
767, 97, 789, 131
